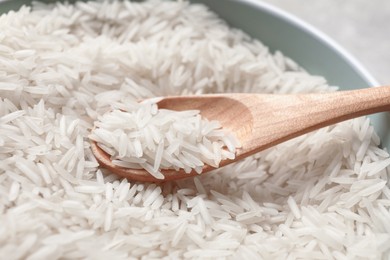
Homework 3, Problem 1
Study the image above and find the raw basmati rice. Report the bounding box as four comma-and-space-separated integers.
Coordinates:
89, 101, 239, 178
0, 0, 389, 259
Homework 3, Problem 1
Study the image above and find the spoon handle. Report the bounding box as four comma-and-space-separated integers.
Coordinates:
240, 86, 390, 157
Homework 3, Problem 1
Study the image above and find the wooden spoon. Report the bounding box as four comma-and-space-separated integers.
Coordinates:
91, 86, 390, 182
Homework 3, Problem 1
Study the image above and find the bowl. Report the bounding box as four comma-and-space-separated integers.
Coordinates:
1, 0, 389, 149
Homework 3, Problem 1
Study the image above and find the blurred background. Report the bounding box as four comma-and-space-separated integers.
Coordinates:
262, 0, 390, 84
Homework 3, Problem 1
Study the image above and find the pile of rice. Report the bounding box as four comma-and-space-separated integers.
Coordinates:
0, 0, 389, 259
89, 101, 239, 179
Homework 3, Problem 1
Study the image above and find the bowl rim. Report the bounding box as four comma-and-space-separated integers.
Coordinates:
240, 0, 379, 87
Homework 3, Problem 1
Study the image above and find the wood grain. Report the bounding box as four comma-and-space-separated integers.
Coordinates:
92, 86, 390, 182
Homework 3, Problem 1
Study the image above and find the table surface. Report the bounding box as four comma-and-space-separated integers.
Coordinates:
262, 0, 390, 85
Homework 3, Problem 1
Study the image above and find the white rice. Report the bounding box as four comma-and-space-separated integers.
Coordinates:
0, 0, 389, 259
89, 101, 239, 178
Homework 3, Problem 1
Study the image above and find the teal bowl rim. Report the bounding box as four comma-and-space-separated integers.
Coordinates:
225, 0, 379, 87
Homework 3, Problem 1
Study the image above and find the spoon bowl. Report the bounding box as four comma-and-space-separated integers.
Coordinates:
91, 86, 390, 182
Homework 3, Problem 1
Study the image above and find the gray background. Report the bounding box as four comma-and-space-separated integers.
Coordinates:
261, 0, 390, 84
